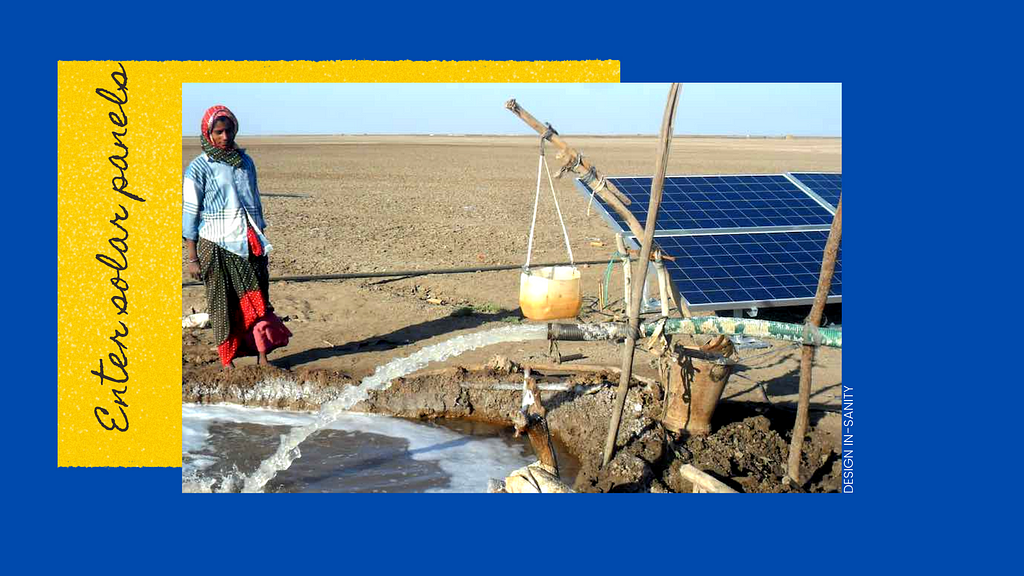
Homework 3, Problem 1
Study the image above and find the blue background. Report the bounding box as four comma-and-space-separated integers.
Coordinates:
38, 1, 953, 571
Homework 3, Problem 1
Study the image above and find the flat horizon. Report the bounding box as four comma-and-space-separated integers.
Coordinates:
181, 133, 843, 139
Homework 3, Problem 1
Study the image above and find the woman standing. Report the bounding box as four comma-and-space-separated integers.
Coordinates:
183, 105, 291, 368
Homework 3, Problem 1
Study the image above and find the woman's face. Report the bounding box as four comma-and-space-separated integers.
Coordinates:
209, 118, 236, 148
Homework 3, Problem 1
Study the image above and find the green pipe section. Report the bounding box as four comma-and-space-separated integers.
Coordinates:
644, 317, 842, 348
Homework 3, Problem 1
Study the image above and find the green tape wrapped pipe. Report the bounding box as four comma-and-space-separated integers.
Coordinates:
644, 317, 842, 348
547, 317, 842, 348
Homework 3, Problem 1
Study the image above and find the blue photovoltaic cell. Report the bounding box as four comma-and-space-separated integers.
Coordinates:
791, 173, 841, 208
655, 231, 842, 308
583, 175, 834, 232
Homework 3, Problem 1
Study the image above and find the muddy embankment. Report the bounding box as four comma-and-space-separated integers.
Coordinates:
183, 353, 841, 493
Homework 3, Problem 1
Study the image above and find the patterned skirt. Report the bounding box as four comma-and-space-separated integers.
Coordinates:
198, 226, 271, 365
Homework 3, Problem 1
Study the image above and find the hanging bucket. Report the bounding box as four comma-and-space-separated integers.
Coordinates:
519, 265, 582, 321
518, 140, 581, 321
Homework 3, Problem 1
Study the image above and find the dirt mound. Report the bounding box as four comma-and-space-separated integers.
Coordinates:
182, 360, 356, 411
684, 415, 792, 492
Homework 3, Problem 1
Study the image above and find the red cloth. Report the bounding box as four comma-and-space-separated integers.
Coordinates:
247, 224, 263, 256
218, 334, 239, 365
216, 223, 272, 365
243, 312, 292, 354
201, 105, 239, 149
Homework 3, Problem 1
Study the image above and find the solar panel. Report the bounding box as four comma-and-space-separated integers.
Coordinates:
576, 172, 842, 311
579, 174, 835, 234
790, 173, 841, 208
654, 231, 842, 310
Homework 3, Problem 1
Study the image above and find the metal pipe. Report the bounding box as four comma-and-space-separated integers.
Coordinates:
182, 258, 632, 287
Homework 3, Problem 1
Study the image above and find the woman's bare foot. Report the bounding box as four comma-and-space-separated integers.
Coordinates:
257, 351, 269, 366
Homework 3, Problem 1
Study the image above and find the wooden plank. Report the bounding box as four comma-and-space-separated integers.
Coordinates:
679, 464, 738, 493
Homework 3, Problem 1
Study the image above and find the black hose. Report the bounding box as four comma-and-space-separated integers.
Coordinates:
182, 258, 633, 287
547, 322, 630, 341
547, 323, 586, 341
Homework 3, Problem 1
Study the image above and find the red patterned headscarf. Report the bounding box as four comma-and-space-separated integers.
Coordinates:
200, 105, 243, 167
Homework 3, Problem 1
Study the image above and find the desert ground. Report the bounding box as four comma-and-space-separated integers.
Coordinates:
182, 134, 843, 492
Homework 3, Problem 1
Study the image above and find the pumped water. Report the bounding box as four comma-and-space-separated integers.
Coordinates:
182, 404, 538, 492
238, 324, 548, 493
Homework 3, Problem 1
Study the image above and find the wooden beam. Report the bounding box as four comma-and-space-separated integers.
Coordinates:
505, 99, 648, 240
627, 248, 675, 262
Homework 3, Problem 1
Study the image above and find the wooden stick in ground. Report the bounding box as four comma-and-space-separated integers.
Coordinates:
654, 250, 670, 317
602, 83, 682, 467
786, 195, 842, 485
512, 373, 559, 474
505, 99, 647, 240
665, 273, 692, 319
615, 234, 632, 317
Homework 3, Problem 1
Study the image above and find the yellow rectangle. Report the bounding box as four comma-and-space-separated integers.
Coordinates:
57, 60, 620, 467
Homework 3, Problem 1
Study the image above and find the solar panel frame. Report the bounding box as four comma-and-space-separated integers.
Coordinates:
788, 172, 841, 210
575, 173, 836, 235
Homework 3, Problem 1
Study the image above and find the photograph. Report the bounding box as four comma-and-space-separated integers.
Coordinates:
179, 82, 843, 493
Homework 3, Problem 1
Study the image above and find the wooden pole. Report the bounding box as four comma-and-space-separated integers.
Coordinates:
786, 195, 842, 485
523, 375, 558, 475
602, 83, 682, 467
505, 99, 646, 239
512, 369, 559, 475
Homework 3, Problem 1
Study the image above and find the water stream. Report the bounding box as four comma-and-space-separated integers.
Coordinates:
182, 406, 551, 492
240, 324, 548, 493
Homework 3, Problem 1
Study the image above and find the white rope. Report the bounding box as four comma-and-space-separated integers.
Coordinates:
524, 154, 544, 270
543, 154, 575, 265
586, 177, 607, 217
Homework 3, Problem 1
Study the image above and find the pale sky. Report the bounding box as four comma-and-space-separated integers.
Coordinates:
182, 83, 841, 137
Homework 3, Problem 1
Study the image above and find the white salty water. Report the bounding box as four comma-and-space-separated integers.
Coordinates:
239, 324, 547, 493
182, 404, 536, 493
